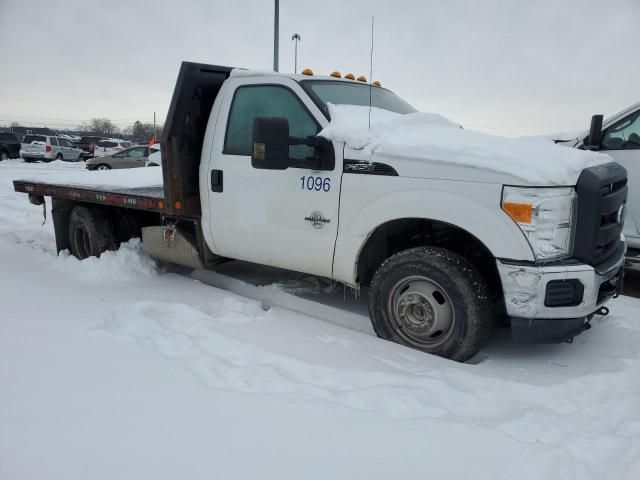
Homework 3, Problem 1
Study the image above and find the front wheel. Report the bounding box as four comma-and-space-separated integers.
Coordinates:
369, 246, 492, 362
95, 164, 111, 170
0, 151, 8, 161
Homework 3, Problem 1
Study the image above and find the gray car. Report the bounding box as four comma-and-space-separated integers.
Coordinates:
20, 134, 84, 162
85, 145, 159, 170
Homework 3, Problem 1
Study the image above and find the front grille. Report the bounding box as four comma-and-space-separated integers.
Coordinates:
574, 163, 628, 267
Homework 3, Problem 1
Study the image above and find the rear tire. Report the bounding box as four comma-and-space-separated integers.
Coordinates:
0, 150, 8, 161
368, 246, 492, 362
68, 206, 116, 259
55, 153, 63, 160
95, 164, 111, 170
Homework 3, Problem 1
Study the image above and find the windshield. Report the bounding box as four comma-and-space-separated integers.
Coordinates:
301, 80, 417, 117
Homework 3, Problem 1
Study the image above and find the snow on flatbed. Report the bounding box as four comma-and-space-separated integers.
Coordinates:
1, 159, 640, 480
13, 159, 163, 189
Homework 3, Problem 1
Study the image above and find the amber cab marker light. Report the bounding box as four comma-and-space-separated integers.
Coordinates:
330, 71, 341, 78
357, 75, 367, 82
372, 80, 381, 87
174, 201, 182, 210
502, 202, 533, 224
344, 73, 355, 80
158, 200, 165, 209
301, 68, 313, 76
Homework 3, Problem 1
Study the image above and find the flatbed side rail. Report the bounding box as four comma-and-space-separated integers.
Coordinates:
13, 180, 166, 213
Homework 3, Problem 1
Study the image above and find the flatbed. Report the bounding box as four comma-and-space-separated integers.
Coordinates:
13, 180, 166, 213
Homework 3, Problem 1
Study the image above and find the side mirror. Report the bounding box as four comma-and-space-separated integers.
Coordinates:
251, 116, 335, 171
586, 114, 603, 149
251, 117, 291, 170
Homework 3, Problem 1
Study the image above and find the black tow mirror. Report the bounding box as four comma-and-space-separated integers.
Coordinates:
586, 114, 603, 149
251, 117, 335, 171
251, 117, 291, 170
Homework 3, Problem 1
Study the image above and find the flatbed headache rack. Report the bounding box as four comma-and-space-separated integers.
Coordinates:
13, 180, 166, 213
12, 61, 233, 221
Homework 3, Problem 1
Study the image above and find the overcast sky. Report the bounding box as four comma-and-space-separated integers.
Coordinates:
1, 0, 638, 135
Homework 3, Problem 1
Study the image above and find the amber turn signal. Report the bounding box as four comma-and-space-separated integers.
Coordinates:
502, 202, 533, 224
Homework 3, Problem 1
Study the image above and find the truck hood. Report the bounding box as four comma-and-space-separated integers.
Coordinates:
320, 104, 611, 186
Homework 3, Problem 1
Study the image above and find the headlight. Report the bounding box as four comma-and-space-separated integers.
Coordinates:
502, 186, 577, 261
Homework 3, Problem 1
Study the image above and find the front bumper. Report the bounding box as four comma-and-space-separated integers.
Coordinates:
20, 151, 49, 160
497, 242, 625, 342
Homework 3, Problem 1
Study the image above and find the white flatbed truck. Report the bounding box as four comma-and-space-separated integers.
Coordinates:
13, 62, 628, 361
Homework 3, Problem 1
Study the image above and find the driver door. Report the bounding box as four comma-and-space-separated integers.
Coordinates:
205, 76, 342, 278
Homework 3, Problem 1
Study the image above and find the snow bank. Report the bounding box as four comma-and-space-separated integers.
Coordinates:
319, 104, 611, 185
56, 239, 158, 282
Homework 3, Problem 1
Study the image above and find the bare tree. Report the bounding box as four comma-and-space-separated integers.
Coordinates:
80, 118, 119, 136
124, 120, 162, 142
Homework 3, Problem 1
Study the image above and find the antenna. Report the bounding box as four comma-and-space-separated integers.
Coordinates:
368, 16, 374, 129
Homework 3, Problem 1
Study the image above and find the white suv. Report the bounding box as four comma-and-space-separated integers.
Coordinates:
20, 135, 84, 162
93, 139, 133, 158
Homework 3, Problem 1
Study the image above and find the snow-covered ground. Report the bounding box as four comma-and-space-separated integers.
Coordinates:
1, 158, 639, 480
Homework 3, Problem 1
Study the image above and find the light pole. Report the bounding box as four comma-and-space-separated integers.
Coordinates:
291, 33, 301, 74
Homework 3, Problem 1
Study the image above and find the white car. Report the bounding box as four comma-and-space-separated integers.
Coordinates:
20, 134, 84, 162
557, 101, 640, 250
93, 139, 133, 158
145, 143, 161, 166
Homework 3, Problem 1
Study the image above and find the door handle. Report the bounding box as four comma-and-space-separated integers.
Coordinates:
211, 169, 223, 192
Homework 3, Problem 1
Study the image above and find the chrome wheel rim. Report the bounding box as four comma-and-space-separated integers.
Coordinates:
387, 275, 455, 348
97, 165, 109, 170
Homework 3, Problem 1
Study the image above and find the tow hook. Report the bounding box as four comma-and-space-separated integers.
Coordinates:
594, 306, 609, 317
163, 226, 176, 247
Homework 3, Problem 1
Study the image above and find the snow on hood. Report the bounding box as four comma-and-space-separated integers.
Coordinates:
319, 104, 611, 185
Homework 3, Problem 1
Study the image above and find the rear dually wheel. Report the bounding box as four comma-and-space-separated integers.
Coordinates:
68, 206, 116, 259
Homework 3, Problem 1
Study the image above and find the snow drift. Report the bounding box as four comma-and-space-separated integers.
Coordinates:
319, 104, 611, 185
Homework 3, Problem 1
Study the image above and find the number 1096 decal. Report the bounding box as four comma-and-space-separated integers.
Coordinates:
300, 176, 330, 192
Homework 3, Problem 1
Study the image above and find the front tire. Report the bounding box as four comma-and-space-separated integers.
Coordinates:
369, 247, 492, 362
0, 150, 8, 161
95, 164, 111, 170
68, 206, 116, 259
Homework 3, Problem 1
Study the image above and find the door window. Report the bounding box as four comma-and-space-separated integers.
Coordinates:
601, 111, 640, 150
49, 137, 59, 146
224, 85, 319, 161
125, 147, 147, 157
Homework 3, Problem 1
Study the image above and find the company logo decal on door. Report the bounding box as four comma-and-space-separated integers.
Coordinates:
304, 211, 331, 229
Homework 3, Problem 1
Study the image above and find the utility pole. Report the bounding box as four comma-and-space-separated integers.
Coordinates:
273, 0, 279, 72
153, 112, 156, 143
291, 33, 301, 74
